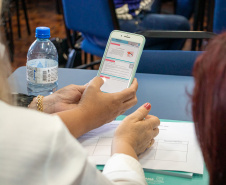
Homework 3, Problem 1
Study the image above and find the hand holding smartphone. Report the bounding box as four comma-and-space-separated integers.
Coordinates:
97, 30, 145, 93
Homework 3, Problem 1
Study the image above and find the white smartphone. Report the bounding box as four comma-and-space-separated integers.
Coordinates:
97, 30, 145, 93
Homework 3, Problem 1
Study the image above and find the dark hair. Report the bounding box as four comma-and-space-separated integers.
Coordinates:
192, 33, 226, 185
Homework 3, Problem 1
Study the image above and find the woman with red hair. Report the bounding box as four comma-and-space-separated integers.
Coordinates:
192, 33, 226, 185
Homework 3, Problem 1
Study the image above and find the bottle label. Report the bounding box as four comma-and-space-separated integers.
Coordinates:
27, 59, 58, 84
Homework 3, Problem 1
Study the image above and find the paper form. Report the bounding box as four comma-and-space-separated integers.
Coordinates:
78, 121, 204, 174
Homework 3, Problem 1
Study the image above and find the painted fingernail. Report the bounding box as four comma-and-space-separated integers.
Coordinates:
144, 103, 151, 110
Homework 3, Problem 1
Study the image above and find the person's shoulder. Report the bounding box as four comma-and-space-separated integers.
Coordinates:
0, 101, 87, 184
0, 100, 65, 139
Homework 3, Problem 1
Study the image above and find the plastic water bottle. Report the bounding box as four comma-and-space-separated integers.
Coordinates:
26, 27, 58, 96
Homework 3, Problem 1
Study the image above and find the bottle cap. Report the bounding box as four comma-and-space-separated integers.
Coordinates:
35, 27, 50, 39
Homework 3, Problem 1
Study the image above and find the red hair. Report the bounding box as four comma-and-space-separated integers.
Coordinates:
192, 33, 226, 185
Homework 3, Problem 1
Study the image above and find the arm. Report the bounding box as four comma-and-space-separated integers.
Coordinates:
103, 103, 160, 184
112, 103, 160, 159
47, 115, 147, 185
28, 84, 86, 113
46, 85, 159, 185
57, 77, 138, 138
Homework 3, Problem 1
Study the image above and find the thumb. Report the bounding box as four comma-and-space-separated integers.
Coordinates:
88, 77, 104, 89
129, 103, 151, 121
76, 85, 87, 94
147, 139, 155, 149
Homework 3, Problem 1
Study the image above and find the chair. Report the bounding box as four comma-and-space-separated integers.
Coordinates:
137, 50, 202, 76
1, 0, 14, 62
14, 0, 31, 38
61, 0, 192, 68
62, 0, 119, 68
174, 0, 195, 20
1, 0, 31, 62
62, 0, 216, 75
129, 30, 215, 76
190, 0, 226, 50
213, 0, 226, 34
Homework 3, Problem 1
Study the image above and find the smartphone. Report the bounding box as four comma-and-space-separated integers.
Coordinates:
97, 30, 145, 93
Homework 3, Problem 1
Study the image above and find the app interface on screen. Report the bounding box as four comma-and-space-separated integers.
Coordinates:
100, 38, 140, 93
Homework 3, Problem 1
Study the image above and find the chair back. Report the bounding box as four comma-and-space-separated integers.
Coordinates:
175, 0, 195, 19
213, 0, 226, 34
62, 0, 119, 40
137, 50, 202, 76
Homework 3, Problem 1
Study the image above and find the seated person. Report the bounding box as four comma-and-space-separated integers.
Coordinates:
192, 33, 226, 185
114, 0, 190, 50
86, 0, 190, 50
0, 3, 159, 184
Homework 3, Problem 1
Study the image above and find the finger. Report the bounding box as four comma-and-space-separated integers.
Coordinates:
83, 83, 89, 87
121, 96, 137, 110
143, 115, 160, 129
115, 88, 136, 102
147, 139, 155, 148
77, 85, 87, 94
153, 128, 159, 138
122, 89, 138, 104
145, 115, 152, 119
114, 78, 138, 102
128, 103, 152, 121
119, 110, 126, 116
88, 77, 104, 89
130, 78, 138, 92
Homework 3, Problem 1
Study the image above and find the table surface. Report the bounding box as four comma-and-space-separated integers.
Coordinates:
8, 67, 208, 185
9, 67, 194, 121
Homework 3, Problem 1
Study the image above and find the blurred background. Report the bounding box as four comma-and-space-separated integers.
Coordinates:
0, 0, 218, 72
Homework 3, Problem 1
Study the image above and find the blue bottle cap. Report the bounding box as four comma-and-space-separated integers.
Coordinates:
35, 27, 50, 39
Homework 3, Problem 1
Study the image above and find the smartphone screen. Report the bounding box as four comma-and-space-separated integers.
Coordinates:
99, 37, 142, 93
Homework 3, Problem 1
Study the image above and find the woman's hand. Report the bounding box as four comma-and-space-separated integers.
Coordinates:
57, 76, 138, 138
29, 85, 86, 114
112, 103, 160, 159
77, 77, 138, 131
45, 84, 86, 113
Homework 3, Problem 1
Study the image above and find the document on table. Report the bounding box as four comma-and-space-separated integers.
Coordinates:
78, 121, 204, 174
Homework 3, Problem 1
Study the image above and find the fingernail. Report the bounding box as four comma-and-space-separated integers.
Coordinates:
144, 103, 151, 110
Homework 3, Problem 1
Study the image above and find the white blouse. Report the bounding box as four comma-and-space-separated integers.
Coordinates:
0, 101, 147, 185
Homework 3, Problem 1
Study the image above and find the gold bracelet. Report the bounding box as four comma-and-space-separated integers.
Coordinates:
36, 95, 44, 112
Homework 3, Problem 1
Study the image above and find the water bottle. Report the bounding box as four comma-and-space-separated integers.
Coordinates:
26, 27, 58, 96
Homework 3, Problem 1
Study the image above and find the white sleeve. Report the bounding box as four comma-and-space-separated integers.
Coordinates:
0, 102, 147, 185
46, 116, 147, 185
45, 116, 112, 185
103, 154, 147, 185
